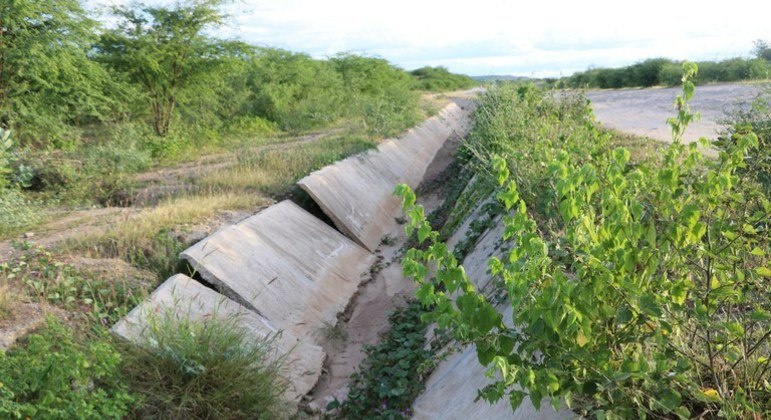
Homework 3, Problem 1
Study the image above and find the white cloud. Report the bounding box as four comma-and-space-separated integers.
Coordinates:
84, 0, 771, 76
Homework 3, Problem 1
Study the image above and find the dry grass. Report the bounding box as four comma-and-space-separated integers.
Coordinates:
605, 128, 668, 165
200, 134, 376, 197
67, 192, 270, 273
0, 282, 13, 320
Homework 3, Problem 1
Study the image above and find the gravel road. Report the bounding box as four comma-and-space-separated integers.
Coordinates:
587, 83, 765, 143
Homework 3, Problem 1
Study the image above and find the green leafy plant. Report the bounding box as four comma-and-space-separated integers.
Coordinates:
0, 319, 136, 419
717, 86, 771, 192
1, 246, 142, 324
333, 300, 446, 419
397, 64, 770, 418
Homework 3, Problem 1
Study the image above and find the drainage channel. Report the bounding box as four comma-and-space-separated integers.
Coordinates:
110, 98, 476, 410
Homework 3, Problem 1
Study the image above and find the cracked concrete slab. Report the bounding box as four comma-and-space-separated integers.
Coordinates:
298, 100, 475, 251
112, 274, 325, 400
180, 200, 375, 343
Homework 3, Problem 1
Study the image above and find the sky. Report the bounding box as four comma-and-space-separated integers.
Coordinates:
88, 0, 771, 77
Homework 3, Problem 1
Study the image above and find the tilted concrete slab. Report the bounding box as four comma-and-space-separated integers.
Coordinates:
112, 274, 325, 400
298, 100, 474, 251
180, 200, 375, 342
413, 197, 574, 418
412, 307, 573, 419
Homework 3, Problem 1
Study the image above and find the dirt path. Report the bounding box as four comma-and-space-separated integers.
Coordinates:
132, 130, 338, 206
0, 130, 338, 259
587, 83, 764, 143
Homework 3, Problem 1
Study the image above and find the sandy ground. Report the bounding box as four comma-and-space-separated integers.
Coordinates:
587, 83, 765, 143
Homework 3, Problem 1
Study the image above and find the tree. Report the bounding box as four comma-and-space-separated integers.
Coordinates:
753, 39, 771, 61
0, 0, 116, 145
247, 48, 345, 130
98, 0, 227, 136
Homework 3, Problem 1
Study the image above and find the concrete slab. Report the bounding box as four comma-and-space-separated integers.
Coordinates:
413, 195, 573, 418
412, 307, 573, 419
298, 101, 474, 251
112, 274, 325, 400
180, 200, 375, 342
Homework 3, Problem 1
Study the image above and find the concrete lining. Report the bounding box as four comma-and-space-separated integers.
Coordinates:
111, 274, 325, 399
298, 100, 474, 251
180, 200, 375, 342
413, 192, 573, 418
412, 307, 572, 419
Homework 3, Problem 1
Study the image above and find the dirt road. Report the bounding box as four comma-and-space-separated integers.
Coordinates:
587, 83, 765, 143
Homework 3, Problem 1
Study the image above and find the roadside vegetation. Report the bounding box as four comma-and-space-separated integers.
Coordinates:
551, 40, 771, 88
0, 0, 474, 417
398, 65, 770, 418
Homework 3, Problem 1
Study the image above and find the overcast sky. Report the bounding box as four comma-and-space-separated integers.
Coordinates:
88, 0, 770, 77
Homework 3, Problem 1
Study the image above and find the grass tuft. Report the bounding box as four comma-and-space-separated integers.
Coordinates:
120, 311, 289, 419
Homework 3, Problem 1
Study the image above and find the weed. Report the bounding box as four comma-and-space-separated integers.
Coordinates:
70, 193, 267, 274
332, 301, 444, 419
0, 318, 137, 419
0, 246, 143, 325
199, 135, 376, 198
120, 310, 289, 419
320, 321, 348, 343
380, 234, 396, 246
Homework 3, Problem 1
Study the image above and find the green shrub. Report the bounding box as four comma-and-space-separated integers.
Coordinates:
224, 116, 278, 137
410, 66, 476, 92
658, 62, 684, 86
399, 69, 771, 418
331, 54, 421, 137
0, 319, 136, 419
0, 189, 40, 237
120, 311, 289, 419
718, 86, 771, 192
247, 48, 346, 131
0, 129, 12, 189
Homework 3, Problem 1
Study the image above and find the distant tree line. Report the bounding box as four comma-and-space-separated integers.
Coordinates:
550, 40, 771, 89
409, 66, 477, 92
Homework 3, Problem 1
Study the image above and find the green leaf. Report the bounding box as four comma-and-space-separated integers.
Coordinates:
757, 267, 771, 277
508, 390, 526, 411
724, 322, 745, 338
657, 388, 682, 412
640, 294, 662, 318
418, 223, 432, 243
670, 281, 688, 306
750, 247, 766, 256
576, 332, 588, 347
749, 308, 771, 321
